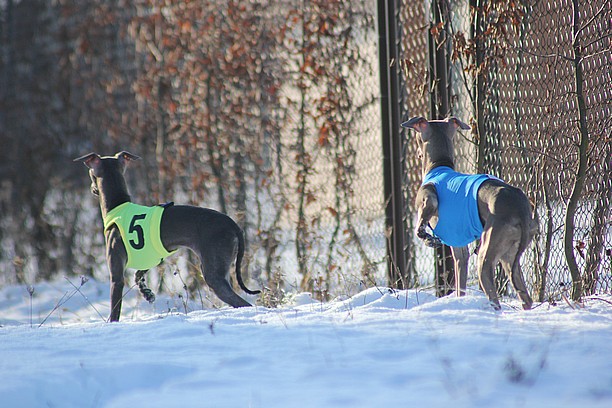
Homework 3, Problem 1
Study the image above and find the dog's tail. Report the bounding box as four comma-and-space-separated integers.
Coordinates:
514, 190, 538, 262
234, 225, 262, 295
518, 198, 539, 258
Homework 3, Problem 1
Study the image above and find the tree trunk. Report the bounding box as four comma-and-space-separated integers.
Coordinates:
563, 0, 590, 301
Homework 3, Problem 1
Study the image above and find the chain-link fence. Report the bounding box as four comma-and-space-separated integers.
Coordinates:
1, 0, 609, 306
0, 0, 386, 303
394, 0, 611, 301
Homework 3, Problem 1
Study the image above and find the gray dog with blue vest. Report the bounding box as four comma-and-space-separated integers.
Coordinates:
75, 151, 260, 322
402, 117, 534, 310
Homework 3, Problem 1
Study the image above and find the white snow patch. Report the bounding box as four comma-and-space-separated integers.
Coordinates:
0, 278, 611, 407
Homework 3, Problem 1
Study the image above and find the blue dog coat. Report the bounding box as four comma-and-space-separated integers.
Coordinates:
422, 166, 499, 247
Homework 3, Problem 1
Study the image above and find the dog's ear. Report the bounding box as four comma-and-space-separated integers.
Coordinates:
116, 151, 141, 163
73, 153, 101, 169
401, 117, 428, 133
447, 117, 470, 130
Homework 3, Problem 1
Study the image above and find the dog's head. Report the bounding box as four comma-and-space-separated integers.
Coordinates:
74, 151, 141, 197
401, 117, 470, 172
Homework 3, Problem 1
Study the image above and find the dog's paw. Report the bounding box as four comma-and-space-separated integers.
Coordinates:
416, 226, 429, 240
417, 226, 442, 248
142, 288, 156, 303
135, 270, 156, 303
424, 236, 443, 248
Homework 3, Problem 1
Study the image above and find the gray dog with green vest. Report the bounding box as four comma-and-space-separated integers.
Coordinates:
75, 151, 260, 322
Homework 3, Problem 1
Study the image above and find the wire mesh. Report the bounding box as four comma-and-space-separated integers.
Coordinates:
0, 0, 609, 305
396, 0, 611, 301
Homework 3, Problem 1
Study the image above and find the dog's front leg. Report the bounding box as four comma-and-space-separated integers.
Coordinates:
450, 246, 469, 296
106, 228, 127, 322
135, 270, 156, 303
415, 185, 442, 248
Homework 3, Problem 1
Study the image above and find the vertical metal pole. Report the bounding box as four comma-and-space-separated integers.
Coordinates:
379, 0, 408, 288
429, 0, 455, 296
472, 0, 486, 174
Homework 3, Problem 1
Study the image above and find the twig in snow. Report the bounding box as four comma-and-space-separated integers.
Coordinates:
584, 296, 612, 307
65, 276, 106, 322
26, 285, 35, 328
38, 286, 80, 327
174, 270, 190, 315
560, 283, 578, 309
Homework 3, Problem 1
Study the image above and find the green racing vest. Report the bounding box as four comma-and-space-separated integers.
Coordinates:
103, 202, 176, 270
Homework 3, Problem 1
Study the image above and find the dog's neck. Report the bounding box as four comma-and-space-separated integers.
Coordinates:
419, 123, 458, 177
97, 174, 132, 218
421, 141, 456, 177
423, 159, 455, 176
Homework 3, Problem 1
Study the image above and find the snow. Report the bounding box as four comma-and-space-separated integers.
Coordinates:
1, 278, 611, 407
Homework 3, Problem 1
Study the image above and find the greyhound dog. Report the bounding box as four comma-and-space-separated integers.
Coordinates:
401, 117, 534, 310
75, 151, 260, 322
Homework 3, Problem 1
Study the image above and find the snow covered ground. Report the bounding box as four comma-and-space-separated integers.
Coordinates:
1, 277, 611, 408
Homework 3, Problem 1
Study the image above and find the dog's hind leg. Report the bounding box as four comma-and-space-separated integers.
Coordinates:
202, 265, 252, 308
199, 241, 252, 308
496, 220, 533, 310
500, 256, 533, 310
477, 226, 504, 310
451, 246, 469, 296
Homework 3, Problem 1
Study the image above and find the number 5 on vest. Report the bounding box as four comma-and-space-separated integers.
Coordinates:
128, 214, 146, 249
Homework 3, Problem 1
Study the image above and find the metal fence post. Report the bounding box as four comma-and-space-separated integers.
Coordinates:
378, 0, 409, 288
428, 0, 455, 296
